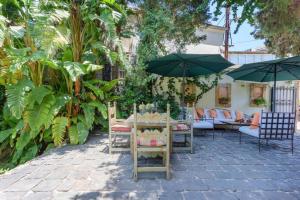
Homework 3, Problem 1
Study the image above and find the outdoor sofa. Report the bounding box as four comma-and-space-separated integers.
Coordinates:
188, 108, 246, 139
239, 111, 296, 152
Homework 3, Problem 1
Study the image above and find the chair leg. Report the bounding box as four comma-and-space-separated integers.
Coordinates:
239, 132, 242, 144
166, 151, 170, 180
190, 129, 194, 154
212, 128, 215, 140
133, 147, 138, 181
291, 139, 294, 154
258, 138, 261, 152
109, 133, 112, 154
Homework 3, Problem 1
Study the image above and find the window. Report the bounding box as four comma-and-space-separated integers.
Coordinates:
215, 84, 231, 107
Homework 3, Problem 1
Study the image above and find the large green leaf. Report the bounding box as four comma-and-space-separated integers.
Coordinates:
23, 94, 56, 138
19, 143, 38, 164
83, 81, 104, 99
69, 125, 79, 145
12, 132, 31, 164
0, 129, 13, 143
7, 79, 34, 119
77, 122, 89, 144
52, 116, 68, 146
81, 104, 95, 130
26, 86, 52, 107
88, 101, 107, 119
100, 79, 118, 92
43, 94, 71, 130
63, 61, 85, 81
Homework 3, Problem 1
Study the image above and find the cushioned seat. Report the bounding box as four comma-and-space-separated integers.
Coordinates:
111, 124, 132, 132
193, 121, 214, 129
239, 126, 259, 137
172, 123, 190, 131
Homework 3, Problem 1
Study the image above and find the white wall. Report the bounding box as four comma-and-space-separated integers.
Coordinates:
154, 74, 296, 116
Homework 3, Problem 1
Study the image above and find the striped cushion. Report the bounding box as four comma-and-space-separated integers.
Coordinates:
111, 124, 131, 132
172, 123, 190, 131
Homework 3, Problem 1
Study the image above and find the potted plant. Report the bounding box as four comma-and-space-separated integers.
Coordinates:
184, 94, 196, 105
253, 97, 267, 106
218, 97, 229, 105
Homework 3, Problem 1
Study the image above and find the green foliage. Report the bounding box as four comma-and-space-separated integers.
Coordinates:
69, 125, 79, 145
135, 0, 210, 65
77, 122, 89, 144
212, 0, 300, 56
52, 117, 68, 146
253, 97, 267, 106
0, 0, 126, 170
6, 79, 34, 119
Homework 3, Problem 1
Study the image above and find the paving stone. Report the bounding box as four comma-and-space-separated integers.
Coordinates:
202, 191, 238, 200
32, 179, 62, 192
23, 191, 52, 200
4, 178, 41, 191
261, 191, 300, 200
0, 134, 300, 198
0, 191, 27, 200
183, 191, 206, 200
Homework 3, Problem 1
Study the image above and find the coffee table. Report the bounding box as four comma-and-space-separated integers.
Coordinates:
219, 120, 251, 143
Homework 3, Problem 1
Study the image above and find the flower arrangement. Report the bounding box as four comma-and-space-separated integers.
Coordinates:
139, 103, 155, 113
218, 97, 229, 104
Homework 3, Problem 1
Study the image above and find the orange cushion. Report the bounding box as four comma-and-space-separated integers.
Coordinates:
172, 123, 190, 131
236, 111, 244, 121
223, 110, 231, 119
111, 124, 131, 132
194, 110, 200, 122
196, 108, 204, 118
209, 109, 217, 118
250, 112, 260, 129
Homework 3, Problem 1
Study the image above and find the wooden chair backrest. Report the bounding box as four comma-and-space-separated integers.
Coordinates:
133, 103, 170, 146
108, 102, 117, 126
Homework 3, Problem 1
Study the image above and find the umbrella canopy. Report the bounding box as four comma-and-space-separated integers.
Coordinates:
146, 53, 233, 110
146, 53, 234, 77
227, 56, 300, 82
227, 56, 300, 111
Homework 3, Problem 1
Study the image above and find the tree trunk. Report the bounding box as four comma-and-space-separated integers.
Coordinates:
70, 1, 83, 117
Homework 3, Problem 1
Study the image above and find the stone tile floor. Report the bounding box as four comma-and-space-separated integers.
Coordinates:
1, 131, 300, 200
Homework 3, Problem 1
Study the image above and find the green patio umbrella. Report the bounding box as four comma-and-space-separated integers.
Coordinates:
146, 53, 234, 106
227, 56, 300, 111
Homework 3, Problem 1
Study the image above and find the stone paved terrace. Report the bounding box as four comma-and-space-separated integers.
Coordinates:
1, 131, 300, 200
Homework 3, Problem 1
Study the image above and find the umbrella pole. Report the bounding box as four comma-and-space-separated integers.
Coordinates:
181, 66, 186, 108
273, 64, 277, 112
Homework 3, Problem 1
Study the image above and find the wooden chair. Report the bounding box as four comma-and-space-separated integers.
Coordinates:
108, 102, 132, 154
133, 103, 171, 181
172, 118, 193, 153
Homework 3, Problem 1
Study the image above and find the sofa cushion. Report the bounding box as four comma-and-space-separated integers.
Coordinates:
236, 111, 244, 121
239, 126, 259, 137
223, 110, 231, 119
250, 112, 260, 129
196, 108, 205, 118
173, 123, 190, 131
111, 124, 132, 132
193, 121, 214, 129
209, 109, 217, 118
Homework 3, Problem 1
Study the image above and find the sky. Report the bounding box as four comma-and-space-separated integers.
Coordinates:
210, 6, 265, 51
